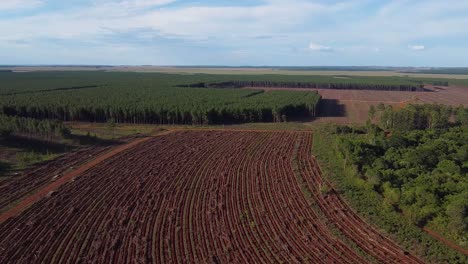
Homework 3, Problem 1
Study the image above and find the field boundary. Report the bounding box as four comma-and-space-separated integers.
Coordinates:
167, 128, 312, 133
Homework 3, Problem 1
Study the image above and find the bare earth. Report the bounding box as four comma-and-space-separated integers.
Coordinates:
245, 86, 468, 124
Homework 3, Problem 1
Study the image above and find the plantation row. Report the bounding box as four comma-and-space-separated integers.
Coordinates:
1, 90, 319, 124
0, 131, 424, 263
0, 71, 448, 94
181, 80, 428, 92
0, 72, 321, 124
1, 71, 458, 125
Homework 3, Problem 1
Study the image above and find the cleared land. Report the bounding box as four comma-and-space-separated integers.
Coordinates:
0, 130, 422, 263
246, 86, 468, 124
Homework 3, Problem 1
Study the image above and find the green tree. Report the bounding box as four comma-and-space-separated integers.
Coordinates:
107, 118, 117, 139
445, 193, 468, 234
368, 105, 376, 121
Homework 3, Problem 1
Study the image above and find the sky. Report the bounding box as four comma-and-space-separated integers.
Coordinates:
0, 0, 467, 66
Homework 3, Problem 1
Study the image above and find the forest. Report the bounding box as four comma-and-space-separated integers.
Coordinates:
0, 115, 70, 139
313, 104, 468, 263
180, 80, 428, 91
0, 72, 321, 124
320, 104, 467, 261
1, 71, 460, 125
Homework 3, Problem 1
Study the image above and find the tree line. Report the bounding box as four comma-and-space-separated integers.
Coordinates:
0, 85, 320, 125
371, 103, 468, 131
0, 114, 70, 139
179, 80, 428, 92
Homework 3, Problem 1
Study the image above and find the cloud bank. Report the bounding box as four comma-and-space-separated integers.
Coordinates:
0, 0, 43, 10
0, 0, 467, 66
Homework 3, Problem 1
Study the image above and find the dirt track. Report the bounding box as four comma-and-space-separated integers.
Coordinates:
0, 135, 158, 224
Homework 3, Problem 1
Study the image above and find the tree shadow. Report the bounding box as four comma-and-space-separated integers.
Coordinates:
67, 134, 119, 146
317, 99, 347, 117
0, 135, 74, 155
0, 160, 12, 176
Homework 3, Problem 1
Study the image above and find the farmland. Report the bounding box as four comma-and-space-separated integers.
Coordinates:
0, 130, 424, 263
5, 66, 468, 80
1, 71, 467, 263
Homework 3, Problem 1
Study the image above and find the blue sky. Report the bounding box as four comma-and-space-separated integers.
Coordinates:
1, 0, 467, 66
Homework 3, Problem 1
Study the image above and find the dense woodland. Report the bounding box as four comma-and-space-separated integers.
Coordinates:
332, 105, 467, 254
0, 72, 322, 124
182, 80, 428, 91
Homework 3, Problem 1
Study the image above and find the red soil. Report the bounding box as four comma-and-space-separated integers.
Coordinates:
246, 86, 468, 124
0, 145, 112, 211
0, 136, 154, 224
0, 131, 422, 263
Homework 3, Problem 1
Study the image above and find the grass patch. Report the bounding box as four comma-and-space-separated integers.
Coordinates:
69, 122, 159, 140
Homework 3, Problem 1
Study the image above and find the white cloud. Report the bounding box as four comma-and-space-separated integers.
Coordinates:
119, 0, 175, 7
0, 0, 43, 10
309, 42, 333, 52
96, 0, 176, 10
0, 0, 350, 43
1, 0, 468, 65
408, 45, 425, 51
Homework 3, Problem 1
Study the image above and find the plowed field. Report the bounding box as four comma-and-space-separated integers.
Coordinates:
0, 131, 422, 263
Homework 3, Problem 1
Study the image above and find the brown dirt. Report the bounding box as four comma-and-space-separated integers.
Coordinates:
0, 130, 422, 263
0, 134, 160, 224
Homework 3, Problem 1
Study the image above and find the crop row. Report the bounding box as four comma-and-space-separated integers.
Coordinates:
0, 144, 111, 211
0, 131, 367, 263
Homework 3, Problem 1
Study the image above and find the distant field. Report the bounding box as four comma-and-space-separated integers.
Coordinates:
2, 71, 467, 126
0, 71, 321, 124
3, 66, 468, 79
